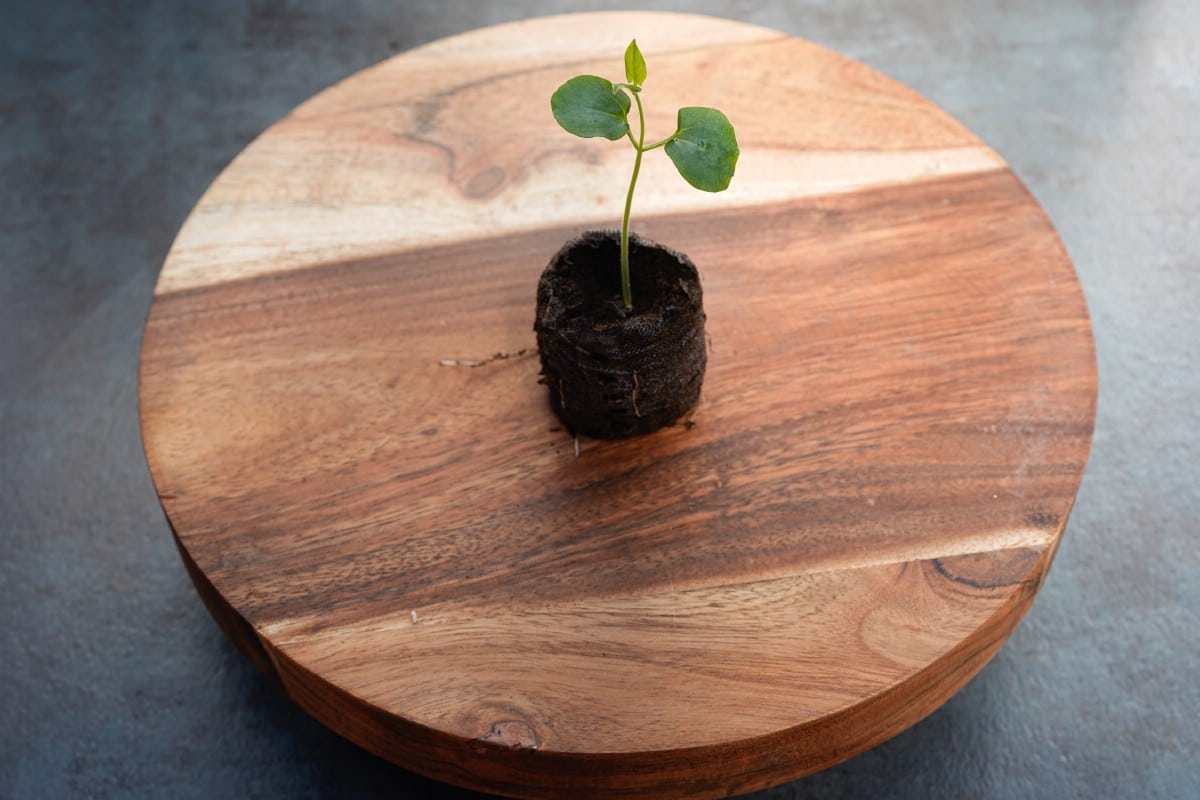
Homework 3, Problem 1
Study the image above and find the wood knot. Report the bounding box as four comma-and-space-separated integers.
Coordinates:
1026, 510, 1061, 528
465, 166, 506, 198
932, 548, 1042, 591
474, 719, 539, 751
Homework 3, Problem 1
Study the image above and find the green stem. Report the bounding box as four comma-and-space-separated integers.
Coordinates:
620, 89, 647, 311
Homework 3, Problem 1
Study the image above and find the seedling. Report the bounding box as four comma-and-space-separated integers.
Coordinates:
551, 40, 738, 310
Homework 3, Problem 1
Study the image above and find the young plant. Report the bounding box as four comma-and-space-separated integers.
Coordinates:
551, 40, 738, 310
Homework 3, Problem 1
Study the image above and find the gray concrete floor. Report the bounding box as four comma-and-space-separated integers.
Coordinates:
2, 1, 1196, 798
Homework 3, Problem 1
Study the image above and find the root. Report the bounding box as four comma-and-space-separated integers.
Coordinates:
684, 393, 703, 429
438, 348, 530, 368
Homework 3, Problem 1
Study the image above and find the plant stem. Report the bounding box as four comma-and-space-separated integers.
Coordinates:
620, 89, 647, 311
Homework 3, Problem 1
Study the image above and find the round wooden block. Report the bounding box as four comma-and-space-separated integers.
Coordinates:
139, 12, 1096, 799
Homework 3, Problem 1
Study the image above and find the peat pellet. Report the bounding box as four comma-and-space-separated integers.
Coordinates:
534, 229, 707, 439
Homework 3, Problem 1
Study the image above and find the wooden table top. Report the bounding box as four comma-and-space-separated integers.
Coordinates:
139, 12, 1097, 799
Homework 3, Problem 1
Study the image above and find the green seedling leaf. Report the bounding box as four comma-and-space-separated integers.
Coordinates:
551, 75, 631, 140
624, 39, 647, 86
665, 107, 740, 192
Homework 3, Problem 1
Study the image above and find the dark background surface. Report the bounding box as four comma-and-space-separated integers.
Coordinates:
2, 1, 1196, 798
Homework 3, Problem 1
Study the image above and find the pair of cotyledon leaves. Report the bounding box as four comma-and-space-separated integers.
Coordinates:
550, 40, 739, 193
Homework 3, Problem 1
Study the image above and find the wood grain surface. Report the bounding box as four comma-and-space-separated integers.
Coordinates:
139, 12, 1097, 799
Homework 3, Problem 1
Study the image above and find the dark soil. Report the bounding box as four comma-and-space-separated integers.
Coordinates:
534, 229, 707, 439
